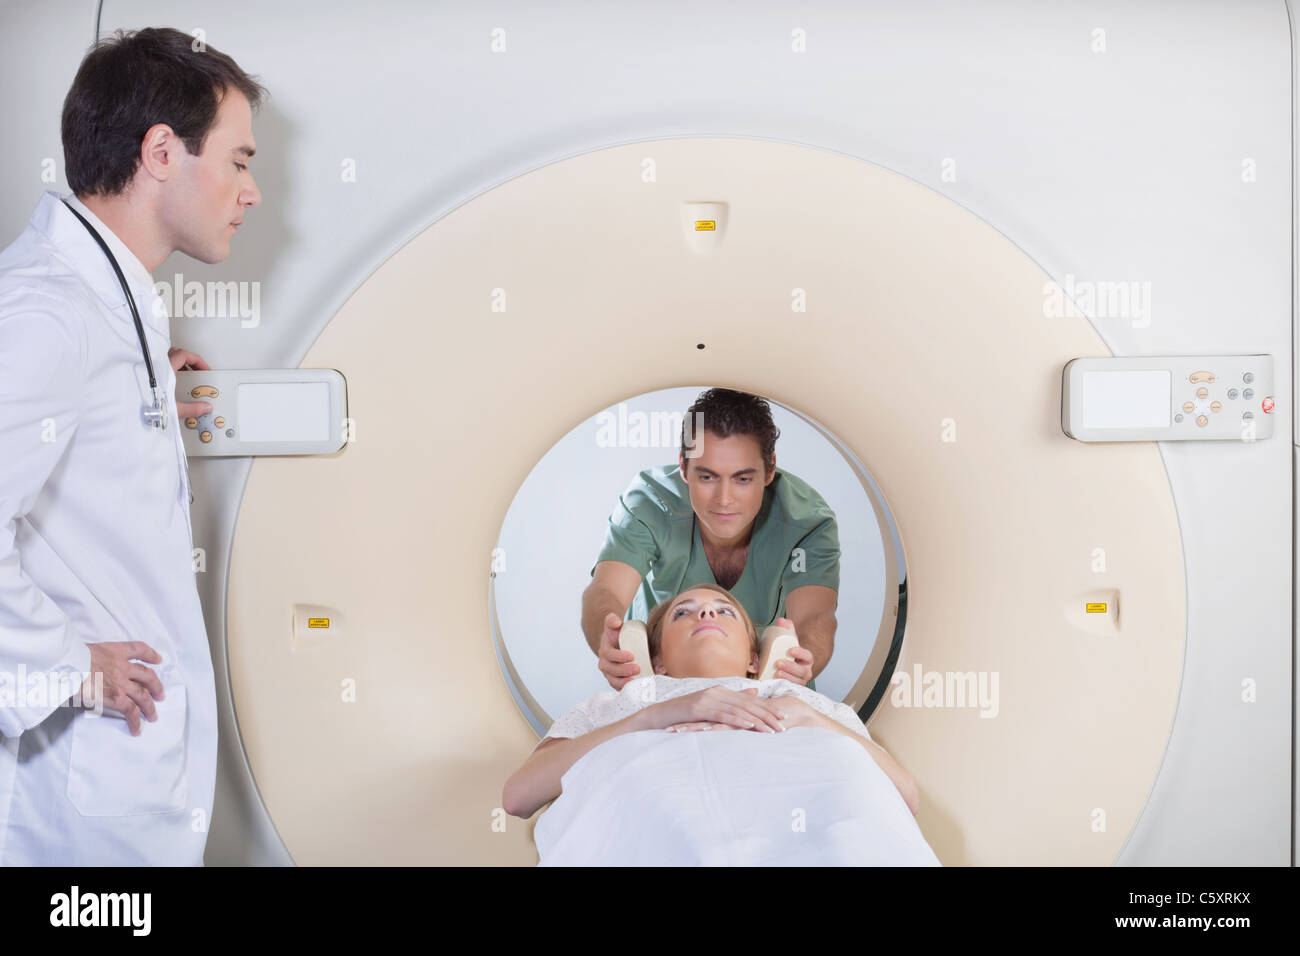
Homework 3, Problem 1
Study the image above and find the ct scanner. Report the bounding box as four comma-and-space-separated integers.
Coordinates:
0, 0, 1294, 866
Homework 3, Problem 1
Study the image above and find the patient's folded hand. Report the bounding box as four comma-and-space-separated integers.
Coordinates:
667, 696, 820, 733
668, 698, 827, 734
650, 686, 787, 733
766, 695, 823, 730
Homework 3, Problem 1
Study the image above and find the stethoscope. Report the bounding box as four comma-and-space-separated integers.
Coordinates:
61, 199, 169, 430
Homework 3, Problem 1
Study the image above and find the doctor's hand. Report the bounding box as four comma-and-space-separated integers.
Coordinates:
79, 641, 166, 736
170, 348, 213, 419
771, 618, 814, 686
597, 613, 641, 690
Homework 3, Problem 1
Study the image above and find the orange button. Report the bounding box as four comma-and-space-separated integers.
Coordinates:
1196, 415, 1208, 427
1182, 402, 1194, 413
1195, 387, 1209, 399
1210, 401, 1221, 413
213, 417, 226, 428
190, 385, 219, 399
184, 417, 197, 429
199, 430, 212, 443
1188, 371, 1216, 384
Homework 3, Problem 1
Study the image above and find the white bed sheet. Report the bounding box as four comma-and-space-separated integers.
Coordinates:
535, 726, 942, 866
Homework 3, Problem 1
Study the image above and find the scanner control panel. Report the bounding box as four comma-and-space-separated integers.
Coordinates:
1062, 356, 1275, 442
176, 369, 348, 457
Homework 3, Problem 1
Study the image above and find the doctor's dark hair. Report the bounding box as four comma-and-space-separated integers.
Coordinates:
680, 388, 780, 475
645, 583, 760, 662
62, 27, 267, 197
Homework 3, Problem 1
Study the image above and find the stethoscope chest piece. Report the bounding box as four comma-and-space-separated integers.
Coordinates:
143, 393, 169, 430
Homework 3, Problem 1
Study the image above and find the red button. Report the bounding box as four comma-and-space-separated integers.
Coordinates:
1261, 396, 1275, 413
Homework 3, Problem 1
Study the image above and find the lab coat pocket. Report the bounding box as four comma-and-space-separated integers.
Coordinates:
66, 665, 190, 816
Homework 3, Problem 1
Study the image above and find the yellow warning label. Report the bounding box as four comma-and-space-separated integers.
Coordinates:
694, 220, 716, 231
1085, 603, 1107, 614
307, 618, 331, 629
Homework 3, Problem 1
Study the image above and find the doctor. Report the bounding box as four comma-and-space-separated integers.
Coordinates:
0, 28, 264, 865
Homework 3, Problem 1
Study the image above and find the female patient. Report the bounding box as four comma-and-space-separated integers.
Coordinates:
503, 583, 935, 865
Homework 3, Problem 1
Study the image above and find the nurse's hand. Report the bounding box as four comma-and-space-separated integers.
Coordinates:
597, 613, 641, 690
79, 641, 166, 736
771, 617, 814, 686
170, 348, 213, 419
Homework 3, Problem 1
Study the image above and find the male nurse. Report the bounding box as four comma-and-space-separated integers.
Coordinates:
582, 388, 841, 690
0, 27, 264, 864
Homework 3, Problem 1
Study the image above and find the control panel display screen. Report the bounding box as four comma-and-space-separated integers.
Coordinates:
237, 382, 331, 442
1080, 370, 1170, 429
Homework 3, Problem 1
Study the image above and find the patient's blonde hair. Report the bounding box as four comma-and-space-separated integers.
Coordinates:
646, 583, 760, 661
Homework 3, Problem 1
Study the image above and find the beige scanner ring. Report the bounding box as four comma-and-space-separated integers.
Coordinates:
227, 138, 1185, 865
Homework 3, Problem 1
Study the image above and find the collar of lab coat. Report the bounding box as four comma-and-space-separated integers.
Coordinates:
31, 189, 170, 336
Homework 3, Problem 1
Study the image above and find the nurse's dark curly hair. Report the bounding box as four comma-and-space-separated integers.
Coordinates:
679, 388, 780, 475
62, 27, 267, 197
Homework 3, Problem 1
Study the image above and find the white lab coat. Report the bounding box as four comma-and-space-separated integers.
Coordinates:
0, 191, 215, 865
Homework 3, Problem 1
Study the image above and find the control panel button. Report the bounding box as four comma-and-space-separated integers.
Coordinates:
1242, 411, 1254, 420
1243, 372, 1254, 384
1195, 386, 1209, 399
225, 428, 236, 437
1195, 415, 1208, 427
1262, 397, 1275, 413
1227, 388, 1239, 399
184, 417, 197, 429
199, 430, 213, 443
190, 385, 219, 399
1243, 388, 1254, 400
1210, 401, 1221, 412
214, 417, 226, 428
1182, 401, 1194, 413
1174, 413, 1184, 423
1188, 371, 1215, 384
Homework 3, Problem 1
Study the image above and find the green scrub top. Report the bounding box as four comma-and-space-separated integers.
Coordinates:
592, 464, 841, 630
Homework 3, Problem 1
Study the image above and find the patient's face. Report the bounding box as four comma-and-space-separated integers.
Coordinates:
679, 431, 774, 546
654, 588, 759, 679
